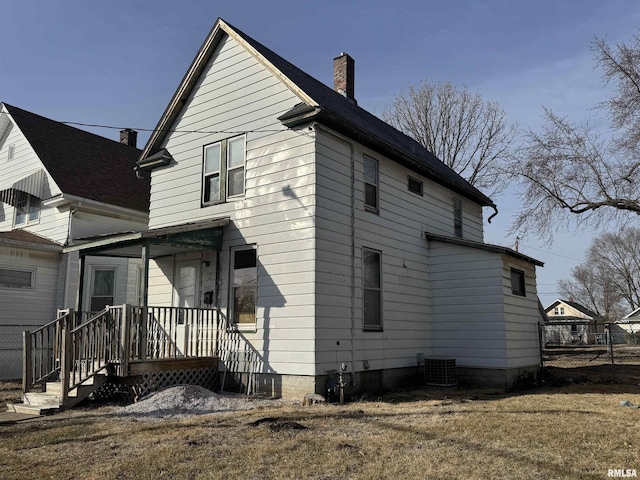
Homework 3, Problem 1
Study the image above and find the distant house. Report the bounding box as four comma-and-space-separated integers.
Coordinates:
64, 18, 546, 396
544, 299, 603, 345
612, 307, 640, 344
0, 103, 150, 379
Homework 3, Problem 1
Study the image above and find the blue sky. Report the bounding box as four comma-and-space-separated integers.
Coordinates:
1, 0, 639, 306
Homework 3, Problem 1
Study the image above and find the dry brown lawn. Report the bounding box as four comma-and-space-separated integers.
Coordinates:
1, 383, 639, 480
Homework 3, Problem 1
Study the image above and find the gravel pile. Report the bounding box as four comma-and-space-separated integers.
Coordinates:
115, 385, 289, 421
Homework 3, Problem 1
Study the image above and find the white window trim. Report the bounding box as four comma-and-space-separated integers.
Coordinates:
362, 247, 383, 332
363, 155, 379, 213
202, 134, 246, 206
0, 267, 36, 290
229, 245, 258, 332
7, 144, 15, 162
13, 193, 41, 227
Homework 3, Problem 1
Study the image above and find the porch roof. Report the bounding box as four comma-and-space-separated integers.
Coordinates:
63, 217, 229, 258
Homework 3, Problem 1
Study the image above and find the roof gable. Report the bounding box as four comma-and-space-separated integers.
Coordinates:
545, 299, 599, 319
141, 18, 495, 210
3, 103, 150, 212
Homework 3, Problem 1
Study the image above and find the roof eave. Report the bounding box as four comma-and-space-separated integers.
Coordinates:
281, 105, 495, 208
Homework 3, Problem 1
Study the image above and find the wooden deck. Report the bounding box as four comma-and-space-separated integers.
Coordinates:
14, 305, 246, 412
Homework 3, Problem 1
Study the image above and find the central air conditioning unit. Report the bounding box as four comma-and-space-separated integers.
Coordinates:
424, 356, 457, 387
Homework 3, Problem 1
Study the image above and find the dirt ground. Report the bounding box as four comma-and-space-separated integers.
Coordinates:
1, 382, 639, 479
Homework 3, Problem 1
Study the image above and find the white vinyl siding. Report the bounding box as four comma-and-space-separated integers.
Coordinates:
147, 34, 316, 376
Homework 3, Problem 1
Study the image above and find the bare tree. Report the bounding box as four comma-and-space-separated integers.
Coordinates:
382, 81, 517, 196
512, 33, 640, 239
558, 227, 640, 319
558, 265, 626, 322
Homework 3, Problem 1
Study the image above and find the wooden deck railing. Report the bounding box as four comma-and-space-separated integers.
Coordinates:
25, 304, 258, 397
23, 309, 74, 392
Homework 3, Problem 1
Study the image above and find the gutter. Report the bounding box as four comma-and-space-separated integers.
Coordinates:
43, 194, 149, 220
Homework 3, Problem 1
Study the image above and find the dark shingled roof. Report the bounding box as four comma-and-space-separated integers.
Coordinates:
141, 19, 495, 210
228, 21, 494, 207
4, 103, 150, 212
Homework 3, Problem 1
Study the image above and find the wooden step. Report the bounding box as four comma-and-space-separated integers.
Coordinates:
24, 392, 60, 406
6, 402, 58, 415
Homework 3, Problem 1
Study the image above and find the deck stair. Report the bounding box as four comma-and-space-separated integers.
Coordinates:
6, 373, 108, 415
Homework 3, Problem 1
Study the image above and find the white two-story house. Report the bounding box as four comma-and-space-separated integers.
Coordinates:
0, 103, 150, 379
67, 18, 544, 396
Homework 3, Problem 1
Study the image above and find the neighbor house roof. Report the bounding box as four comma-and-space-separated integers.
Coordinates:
140, 18, 496, 212
3, 103, 150, 212
545, 299, 600, 319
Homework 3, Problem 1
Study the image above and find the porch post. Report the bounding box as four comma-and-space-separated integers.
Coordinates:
76, 254, 86, 319
22, 331, 32, 393
140, 242, 150, 361
141, 242, 150, 307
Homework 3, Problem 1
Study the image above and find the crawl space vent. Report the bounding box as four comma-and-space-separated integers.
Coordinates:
424, 357, 457, 386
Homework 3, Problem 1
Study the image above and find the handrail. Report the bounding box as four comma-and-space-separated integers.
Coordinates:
23, 309, 75, 393
62, 305, 128, 398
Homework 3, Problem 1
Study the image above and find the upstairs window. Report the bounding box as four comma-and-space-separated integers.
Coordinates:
0, 267, 35, 289
14, 192, 41, 226
364, 155, 378, 212
408, 176, 423, 196
510, 268, 526, 297
453, 198, 463, 238
554, 306, 565, 315
7, 144, 15, 162
202, 135, 246, 205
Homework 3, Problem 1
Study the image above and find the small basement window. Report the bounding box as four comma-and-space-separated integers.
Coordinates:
510, 268, 526, 297
408, 176, 423, 196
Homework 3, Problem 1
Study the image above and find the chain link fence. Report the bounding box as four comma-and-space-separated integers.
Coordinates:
540, 321, 640, 385
0, 325, 42, 380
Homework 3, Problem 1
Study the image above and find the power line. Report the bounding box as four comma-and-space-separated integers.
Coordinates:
521, 244, 583, 262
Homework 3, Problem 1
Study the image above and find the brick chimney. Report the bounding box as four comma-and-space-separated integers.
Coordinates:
120, 128, 138, 148
333, 53, 355, 102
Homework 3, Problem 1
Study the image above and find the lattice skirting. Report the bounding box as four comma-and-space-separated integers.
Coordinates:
91, 366, 219, 403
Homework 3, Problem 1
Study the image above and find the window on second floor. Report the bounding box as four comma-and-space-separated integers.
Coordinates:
510, 268, 526, 297
554, 306, 565, 315
408, 176, 423, 196
14, 192, 41, 227
7, 144, 15, 162
202, 135, 246, 205
363, 155, 378, 212
453, 198, 463, 238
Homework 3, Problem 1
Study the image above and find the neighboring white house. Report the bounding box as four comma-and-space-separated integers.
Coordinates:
0, 103, 150, 379
66, 18, 545, 395
612, 307, 640, 344
544, 299, 603, 345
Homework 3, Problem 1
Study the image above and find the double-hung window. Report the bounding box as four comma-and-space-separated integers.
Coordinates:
453, 198, 463, 238
14, 192, 41, 227
364, 155, 378, 212
202, 135, 246, 205
230, 246, 257, 326
363, 248, 382, 331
